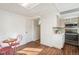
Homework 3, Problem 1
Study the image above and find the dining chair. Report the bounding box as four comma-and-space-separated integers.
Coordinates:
10, 34, 23, 54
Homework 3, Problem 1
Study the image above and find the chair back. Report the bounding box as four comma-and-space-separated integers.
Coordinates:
0, 44, 2, 49
17, 34, 23, 43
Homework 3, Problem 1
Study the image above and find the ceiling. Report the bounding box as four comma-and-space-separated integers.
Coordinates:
0, 3, 57, 17
0, 3, 36, 17
55, 3, 79, 12
0, 3, 79, 18
55, 3, 79, 18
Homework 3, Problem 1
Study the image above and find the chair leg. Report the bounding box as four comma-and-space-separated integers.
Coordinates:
12, 46, 16, 55
14, 46, 17, 55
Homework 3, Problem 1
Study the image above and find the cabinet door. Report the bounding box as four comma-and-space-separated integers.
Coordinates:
65, 19, 70, 24
57, 18, 65, 27
72, 18, 78, 24
65, 18, 78, 24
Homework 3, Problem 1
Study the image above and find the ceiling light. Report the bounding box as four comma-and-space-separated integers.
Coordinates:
19, 3, 39, 9
20, 3, 30, 7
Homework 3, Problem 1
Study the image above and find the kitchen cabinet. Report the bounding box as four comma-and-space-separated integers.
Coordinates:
52, 34, 65, 49
57, 15, 65, 27
65, 17, 78, 24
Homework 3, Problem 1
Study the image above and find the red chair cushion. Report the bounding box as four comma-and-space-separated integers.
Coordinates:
0, 46, 14, 55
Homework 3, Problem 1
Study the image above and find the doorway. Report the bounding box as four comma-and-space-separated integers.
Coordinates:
33, 18, 40, 43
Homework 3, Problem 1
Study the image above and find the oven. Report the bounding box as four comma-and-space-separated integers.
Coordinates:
65, 24, 79, 46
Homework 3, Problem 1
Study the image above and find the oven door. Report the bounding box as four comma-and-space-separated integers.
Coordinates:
65, 33, 78, 41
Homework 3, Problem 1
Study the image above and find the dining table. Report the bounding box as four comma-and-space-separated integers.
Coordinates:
3, 38, 17, 45
2, 38, 18, 54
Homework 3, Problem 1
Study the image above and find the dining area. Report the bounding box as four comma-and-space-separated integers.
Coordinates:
0, 34, 23, 55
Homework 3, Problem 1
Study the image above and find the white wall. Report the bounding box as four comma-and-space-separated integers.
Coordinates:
40, 5, 65, 49
0, 10, 33, 45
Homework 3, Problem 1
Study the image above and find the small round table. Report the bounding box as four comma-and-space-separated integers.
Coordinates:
3, 38, 18, 54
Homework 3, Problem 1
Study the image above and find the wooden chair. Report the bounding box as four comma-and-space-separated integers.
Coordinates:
9, 34, 23, 54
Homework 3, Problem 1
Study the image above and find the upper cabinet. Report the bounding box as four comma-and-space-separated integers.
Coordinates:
64, 17, 79, 24
57, 15, 65, 27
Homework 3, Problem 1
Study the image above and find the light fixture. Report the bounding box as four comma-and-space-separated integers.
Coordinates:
19, 3, 30, 7
19, 3, 39, 9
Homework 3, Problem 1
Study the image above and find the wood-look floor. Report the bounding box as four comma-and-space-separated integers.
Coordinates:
16, 40, 79, 55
